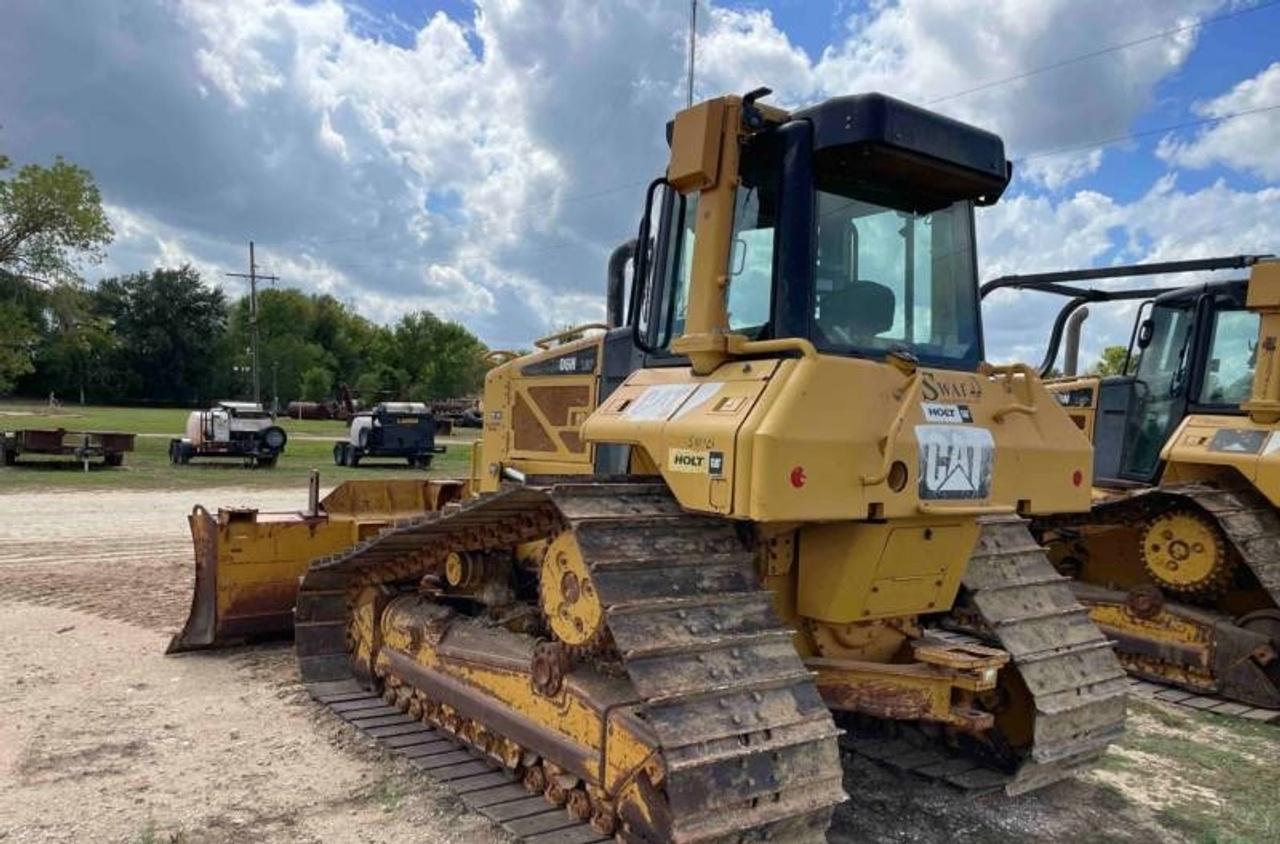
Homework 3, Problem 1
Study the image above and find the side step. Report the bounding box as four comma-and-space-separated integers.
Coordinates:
307, 680, 611, 844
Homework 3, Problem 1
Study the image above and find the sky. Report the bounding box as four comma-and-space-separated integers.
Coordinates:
2, 0, 1278, 368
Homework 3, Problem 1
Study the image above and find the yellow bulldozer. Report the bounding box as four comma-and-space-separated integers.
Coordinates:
171, 89, 1126, 841
983, 255, 1280, 710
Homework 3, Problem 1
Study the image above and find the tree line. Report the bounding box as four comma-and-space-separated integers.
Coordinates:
0, 151, 488, 406
0, 265, 490, 406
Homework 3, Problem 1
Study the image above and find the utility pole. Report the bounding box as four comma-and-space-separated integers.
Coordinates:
687, 0, 697, 108
225, 241, 279, 406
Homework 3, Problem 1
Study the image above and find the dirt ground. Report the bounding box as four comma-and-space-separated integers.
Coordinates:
1, 486, 1276, 843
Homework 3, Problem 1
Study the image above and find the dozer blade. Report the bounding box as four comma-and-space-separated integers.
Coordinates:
167, 480, 465, 654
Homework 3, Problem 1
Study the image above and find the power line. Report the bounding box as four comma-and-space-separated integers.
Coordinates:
225, 240, 279, 406
1015, 102, 1280, 162
928, 0, 1280, 105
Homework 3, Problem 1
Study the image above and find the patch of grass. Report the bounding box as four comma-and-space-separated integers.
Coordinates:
131, 828, 159, 844
1125, 708, 1280, 844
370, 778, 404, 812
0, 402, 475, 490
1127, 697, 1189, 730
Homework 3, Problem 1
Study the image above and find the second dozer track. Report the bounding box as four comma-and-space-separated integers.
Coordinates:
295, 479, 1124, 842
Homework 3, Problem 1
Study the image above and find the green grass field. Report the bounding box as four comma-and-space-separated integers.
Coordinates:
0, 401, 475, 490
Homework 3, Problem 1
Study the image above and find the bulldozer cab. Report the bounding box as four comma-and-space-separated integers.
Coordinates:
981, 255, 1271, 486
629, 91, 1004, 375
1117, 283, 1257, 481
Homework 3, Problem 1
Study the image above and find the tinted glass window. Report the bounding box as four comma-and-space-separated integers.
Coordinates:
1199, 308, 1259, 406
811, 190, 980, 368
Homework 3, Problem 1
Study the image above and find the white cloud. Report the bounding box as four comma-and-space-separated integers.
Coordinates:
977, 174, 1280, 368
2, 0, 1273, 360
698, 1, 1224, 188
1156, 61, 1280, 180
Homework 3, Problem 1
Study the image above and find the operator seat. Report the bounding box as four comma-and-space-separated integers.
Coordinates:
819, 280, 896, 345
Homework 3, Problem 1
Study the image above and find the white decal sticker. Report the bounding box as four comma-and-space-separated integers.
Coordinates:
625, 384, 698, 421
672, 382, 725, 420
921, 402, 973, 424
915, 425, 994, 500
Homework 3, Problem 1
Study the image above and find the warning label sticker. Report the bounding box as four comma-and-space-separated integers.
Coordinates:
624, 384, 698, 421
915, 425, 994, 500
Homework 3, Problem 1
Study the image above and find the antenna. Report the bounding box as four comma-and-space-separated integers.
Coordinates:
686, 0, 697, 107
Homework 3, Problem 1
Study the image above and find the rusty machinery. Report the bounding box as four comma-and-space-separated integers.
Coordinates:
984, 255, 1280, 708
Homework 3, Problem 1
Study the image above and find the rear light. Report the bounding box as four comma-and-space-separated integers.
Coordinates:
1072, 469, 1084, 487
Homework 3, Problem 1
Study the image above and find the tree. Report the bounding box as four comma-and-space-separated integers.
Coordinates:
95, 266, 228, 403
0, 153, 112, 284
34, 281, 121, 403
0, 299, 37, 393
388, 311, 488, 400
299, 366, 333, 402
1091, 345, 1131, 377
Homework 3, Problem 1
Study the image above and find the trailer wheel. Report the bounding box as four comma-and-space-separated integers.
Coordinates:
257, 455, 278, 469
179, 444, 192, 465
333, 443, 345, 466
0, 443, 13, 466
104, 452, 124, 468
349, 449, 361, 468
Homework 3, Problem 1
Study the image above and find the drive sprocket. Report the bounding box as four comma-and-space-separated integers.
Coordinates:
1140, 508, 1233, 597
538, 529, 607, 655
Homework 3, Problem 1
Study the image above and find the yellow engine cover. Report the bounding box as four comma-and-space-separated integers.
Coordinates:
582, 353, 1093, 522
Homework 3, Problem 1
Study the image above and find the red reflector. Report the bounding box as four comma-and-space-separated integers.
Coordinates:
1072, 469, 1084, 487
790, 466, 807, 488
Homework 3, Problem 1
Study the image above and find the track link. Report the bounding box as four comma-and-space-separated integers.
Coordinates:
295, 480, 845, 843
308, 677, 612, 843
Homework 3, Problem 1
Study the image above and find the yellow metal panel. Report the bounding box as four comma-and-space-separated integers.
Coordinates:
1245, 259, 1280, 308
797, 520, 979, 623
584, 353, 1093, 522
667, 98, 726, 192
1163, 413, 1280, 506
582, 360, 777, 514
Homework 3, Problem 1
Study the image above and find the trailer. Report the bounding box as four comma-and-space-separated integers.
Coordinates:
0, 428, 136, 469
169, 401, 288, 468
333, 402, 444, 468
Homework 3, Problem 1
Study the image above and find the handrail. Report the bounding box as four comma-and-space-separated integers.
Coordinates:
982, 362, 1038, 422
724, 335, 818, 360
483, 350, 521, 366
532, 323, 609, 350
862, 370, 923, 486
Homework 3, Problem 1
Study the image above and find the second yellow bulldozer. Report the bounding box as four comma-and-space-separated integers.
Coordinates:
251, 89, 1130, 842
986, 255, 1280, 710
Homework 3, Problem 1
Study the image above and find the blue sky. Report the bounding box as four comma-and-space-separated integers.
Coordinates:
2, 0, 1277, 365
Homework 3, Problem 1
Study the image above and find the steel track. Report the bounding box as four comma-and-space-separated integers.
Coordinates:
294, 480, 844, 843
1042, 482, 1280, 711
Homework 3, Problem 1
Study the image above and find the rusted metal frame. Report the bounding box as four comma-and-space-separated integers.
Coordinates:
808, 653, 999, 731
